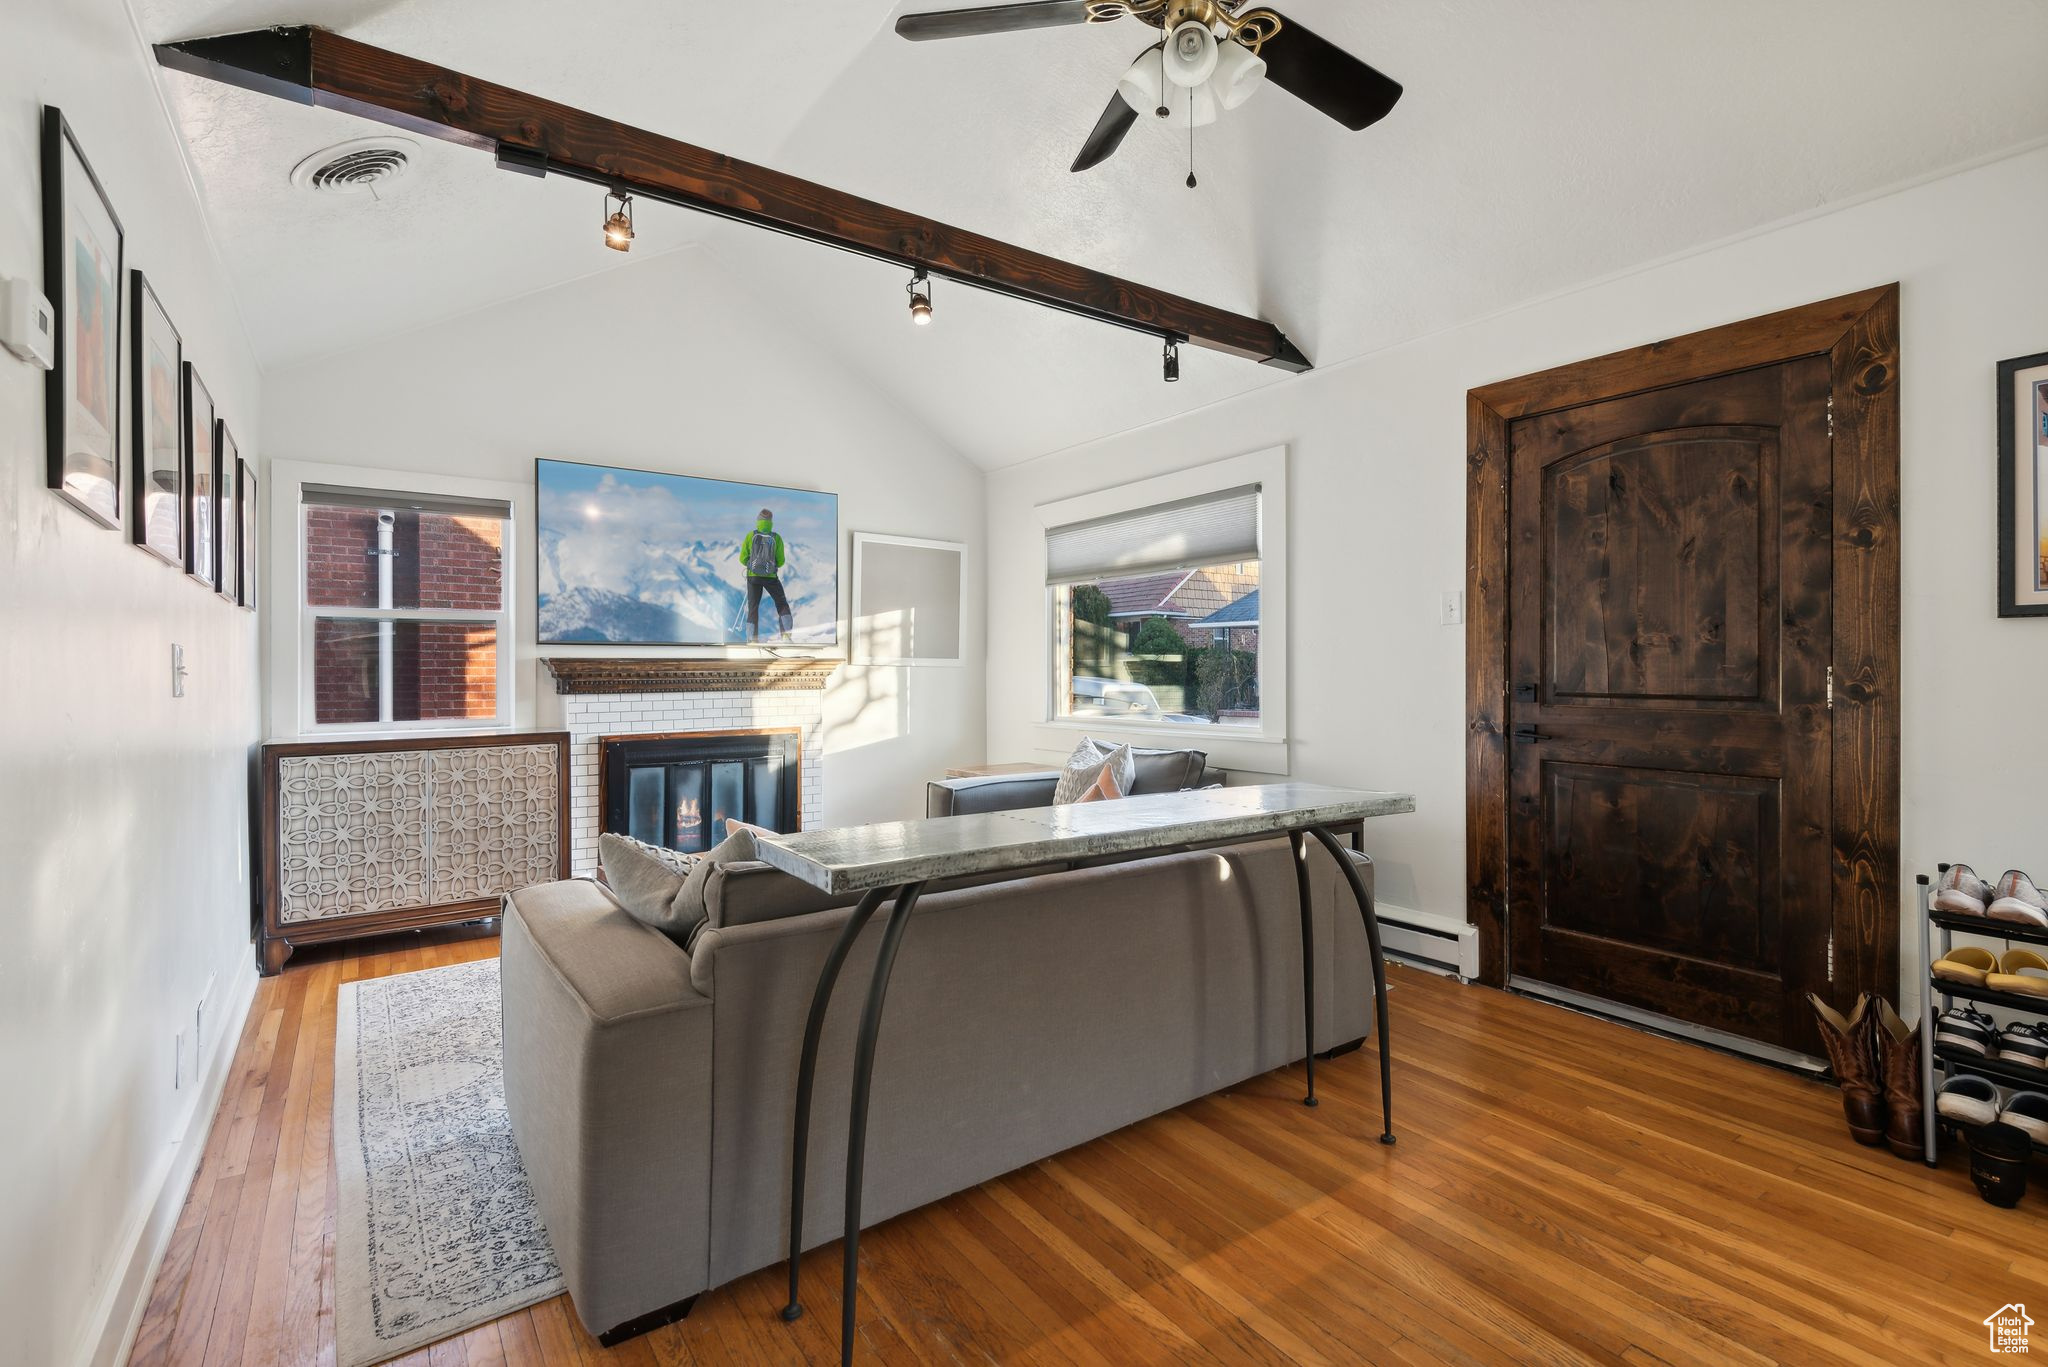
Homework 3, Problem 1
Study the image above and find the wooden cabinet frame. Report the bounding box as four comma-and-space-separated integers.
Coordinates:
257, 731, 571, 974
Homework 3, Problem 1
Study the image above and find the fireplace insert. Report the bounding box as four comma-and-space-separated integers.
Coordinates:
600, 730, 800, 853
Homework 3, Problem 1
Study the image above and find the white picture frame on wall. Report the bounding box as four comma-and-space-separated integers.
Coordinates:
851, 532, 966, 667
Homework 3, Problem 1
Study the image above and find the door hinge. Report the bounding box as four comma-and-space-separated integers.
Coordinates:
1826, 392, 1835, 439
1825, 665, 1834, 710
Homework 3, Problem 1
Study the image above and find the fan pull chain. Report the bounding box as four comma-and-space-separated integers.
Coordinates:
1187, 86, 1198, 189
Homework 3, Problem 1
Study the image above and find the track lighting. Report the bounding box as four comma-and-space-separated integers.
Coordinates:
907, 269, 933, 326
602, 190, 634, 252
1163, 336, 1180, 383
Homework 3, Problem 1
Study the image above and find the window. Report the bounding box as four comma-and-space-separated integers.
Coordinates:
300, 484, 513, 729
1048, 484, 1262, 730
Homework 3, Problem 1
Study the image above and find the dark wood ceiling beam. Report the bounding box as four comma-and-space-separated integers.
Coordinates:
154, 26, 1312, 371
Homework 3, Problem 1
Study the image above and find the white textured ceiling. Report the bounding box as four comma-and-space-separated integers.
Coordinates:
142, 0, 2048, 467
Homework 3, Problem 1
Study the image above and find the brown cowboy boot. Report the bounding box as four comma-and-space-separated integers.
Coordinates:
1808, 993, 1885, 1145
1874, 998, 1926, 1160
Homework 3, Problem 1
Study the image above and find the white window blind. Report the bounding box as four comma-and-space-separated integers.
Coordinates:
301, 483, 513, 520
1045, 483, 1260, 585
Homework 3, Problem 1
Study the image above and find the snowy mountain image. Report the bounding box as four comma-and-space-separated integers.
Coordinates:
537, 460, 838, 645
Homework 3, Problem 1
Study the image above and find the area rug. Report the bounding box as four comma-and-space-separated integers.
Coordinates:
335, 959, 563, 1367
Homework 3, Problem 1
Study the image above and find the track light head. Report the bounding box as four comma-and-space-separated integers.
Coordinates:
1163, 336, 1181, 382
907, 269, 933, 326
603, 191, 634, 252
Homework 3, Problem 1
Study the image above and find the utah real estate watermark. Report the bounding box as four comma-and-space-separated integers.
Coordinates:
1985, 1304, 2034, 1354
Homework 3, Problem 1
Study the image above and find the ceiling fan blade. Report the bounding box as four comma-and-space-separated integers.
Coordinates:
895, 2, 1094, 41
1257, 14, 1403, 131
1070, 91, 1139, 172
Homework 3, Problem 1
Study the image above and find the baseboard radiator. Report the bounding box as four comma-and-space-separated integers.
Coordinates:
1377, 905, 1479, 980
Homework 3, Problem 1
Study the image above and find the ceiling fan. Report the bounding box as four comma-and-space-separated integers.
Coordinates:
895, 1, 1403, 175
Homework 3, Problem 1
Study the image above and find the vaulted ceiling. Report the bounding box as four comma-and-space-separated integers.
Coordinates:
140, 0, 2048, 467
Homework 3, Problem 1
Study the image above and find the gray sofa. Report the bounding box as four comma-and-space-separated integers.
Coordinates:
500, 793, 1375, 1341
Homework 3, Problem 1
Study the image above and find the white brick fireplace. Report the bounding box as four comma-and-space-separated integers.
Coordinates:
545, 658, 836, 873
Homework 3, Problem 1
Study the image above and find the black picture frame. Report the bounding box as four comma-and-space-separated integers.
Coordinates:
130, 270, 184, 566
1997, 349, 2048, 618
216, 420, 240, 602
237, 457, 258, 611
43, 107, 125, 529
184, 363, 217, 588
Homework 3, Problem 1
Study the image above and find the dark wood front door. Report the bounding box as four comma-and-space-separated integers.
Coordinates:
1505, 361, 1834, 1049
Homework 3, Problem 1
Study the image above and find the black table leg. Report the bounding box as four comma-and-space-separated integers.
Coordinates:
838, 882, 925, 1366
1307, 824, 1395, 1144
782, 885, 893, 1322
1287, 830, 1319, 1108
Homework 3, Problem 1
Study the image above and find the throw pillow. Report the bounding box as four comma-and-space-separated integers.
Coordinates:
598, 833, 700, 941
1054, 739, 1135, 805
676, 824, 764, 940
1074, 760, 1128, 803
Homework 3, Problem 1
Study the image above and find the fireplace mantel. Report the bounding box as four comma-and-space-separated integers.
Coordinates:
543, 656, 843, 696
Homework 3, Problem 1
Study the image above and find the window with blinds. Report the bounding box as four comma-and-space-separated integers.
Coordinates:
300, 483, 513, 730
1049, 483, 1263, 729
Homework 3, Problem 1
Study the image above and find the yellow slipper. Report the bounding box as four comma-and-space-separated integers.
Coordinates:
1932, 945, 1997, 985
1986, 949, 2048, 997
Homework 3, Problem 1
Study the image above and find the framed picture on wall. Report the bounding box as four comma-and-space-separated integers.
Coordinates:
216, 420, 240, 601
130, 271, 183, 566
184, 363, 216, 587
237, 457, 257, 610
42, 107, 125, 528
1998, 349, 2048, 618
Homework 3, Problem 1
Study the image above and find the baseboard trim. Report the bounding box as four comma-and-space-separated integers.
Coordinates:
82, 951, 260, 1367
1508, 976, 1825, 1074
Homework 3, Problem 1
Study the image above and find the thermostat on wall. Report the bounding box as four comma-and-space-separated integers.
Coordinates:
2, 276, 56, 370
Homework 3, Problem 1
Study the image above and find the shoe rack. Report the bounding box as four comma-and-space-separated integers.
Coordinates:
1917, 866, 2048, 1165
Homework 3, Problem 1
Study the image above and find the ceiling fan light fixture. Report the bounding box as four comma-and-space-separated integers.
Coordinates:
1210, 38, 1267, 110
1162, 20, 1217, 88
1115, 50, 1164, 118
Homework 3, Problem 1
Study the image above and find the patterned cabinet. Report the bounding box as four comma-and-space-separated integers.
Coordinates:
259, 733, 569, 974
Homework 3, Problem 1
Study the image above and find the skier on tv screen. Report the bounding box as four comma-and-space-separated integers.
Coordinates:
738, 507, 793, 643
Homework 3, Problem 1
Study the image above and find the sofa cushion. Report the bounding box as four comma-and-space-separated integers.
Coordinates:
676, 826, 761, 944
1126, 745, 1209, 794
597, 833, 701, 943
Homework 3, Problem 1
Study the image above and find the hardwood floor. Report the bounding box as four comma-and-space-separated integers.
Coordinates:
133, 930, 2038, 1367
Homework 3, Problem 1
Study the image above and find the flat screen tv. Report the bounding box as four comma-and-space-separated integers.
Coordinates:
536, 458, 839, 646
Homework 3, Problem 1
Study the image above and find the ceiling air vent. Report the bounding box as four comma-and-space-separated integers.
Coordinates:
289, 137, 416, 194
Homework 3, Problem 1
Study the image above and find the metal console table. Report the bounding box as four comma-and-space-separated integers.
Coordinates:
755, 783, 1416, 1366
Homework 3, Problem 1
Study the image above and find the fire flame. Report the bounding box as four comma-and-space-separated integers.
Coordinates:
676, 797, 701, 831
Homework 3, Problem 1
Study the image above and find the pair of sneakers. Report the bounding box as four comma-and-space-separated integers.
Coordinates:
1933, 864, 2048, 927
1934, 1074, 2048, 1144
1936, 1005, 2048, 1070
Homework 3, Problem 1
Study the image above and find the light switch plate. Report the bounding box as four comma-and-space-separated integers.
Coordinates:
1439, 591, 1464, 626
171, 643, 187, 698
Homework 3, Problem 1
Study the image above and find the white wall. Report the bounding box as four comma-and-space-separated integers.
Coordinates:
263, 244, 988, 824
0, 2, 264, 1364
987, 144, 2048, 996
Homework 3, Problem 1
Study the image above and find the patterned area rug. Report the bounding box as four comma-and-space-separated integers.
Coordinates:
335, 959, 563, 1367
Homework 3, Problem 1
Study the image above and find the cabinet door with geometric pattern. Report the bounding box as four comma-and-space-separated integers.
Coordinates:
427, 743, 562, 904
276, 750, 431, 923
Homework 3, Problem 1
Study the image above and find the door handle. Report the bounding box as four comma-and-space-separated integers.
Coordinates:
1513, 724, 1544, 744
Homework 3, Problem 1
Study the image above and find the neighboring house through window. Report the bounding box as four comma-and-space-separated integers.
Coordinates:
300, 483, 513, 731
